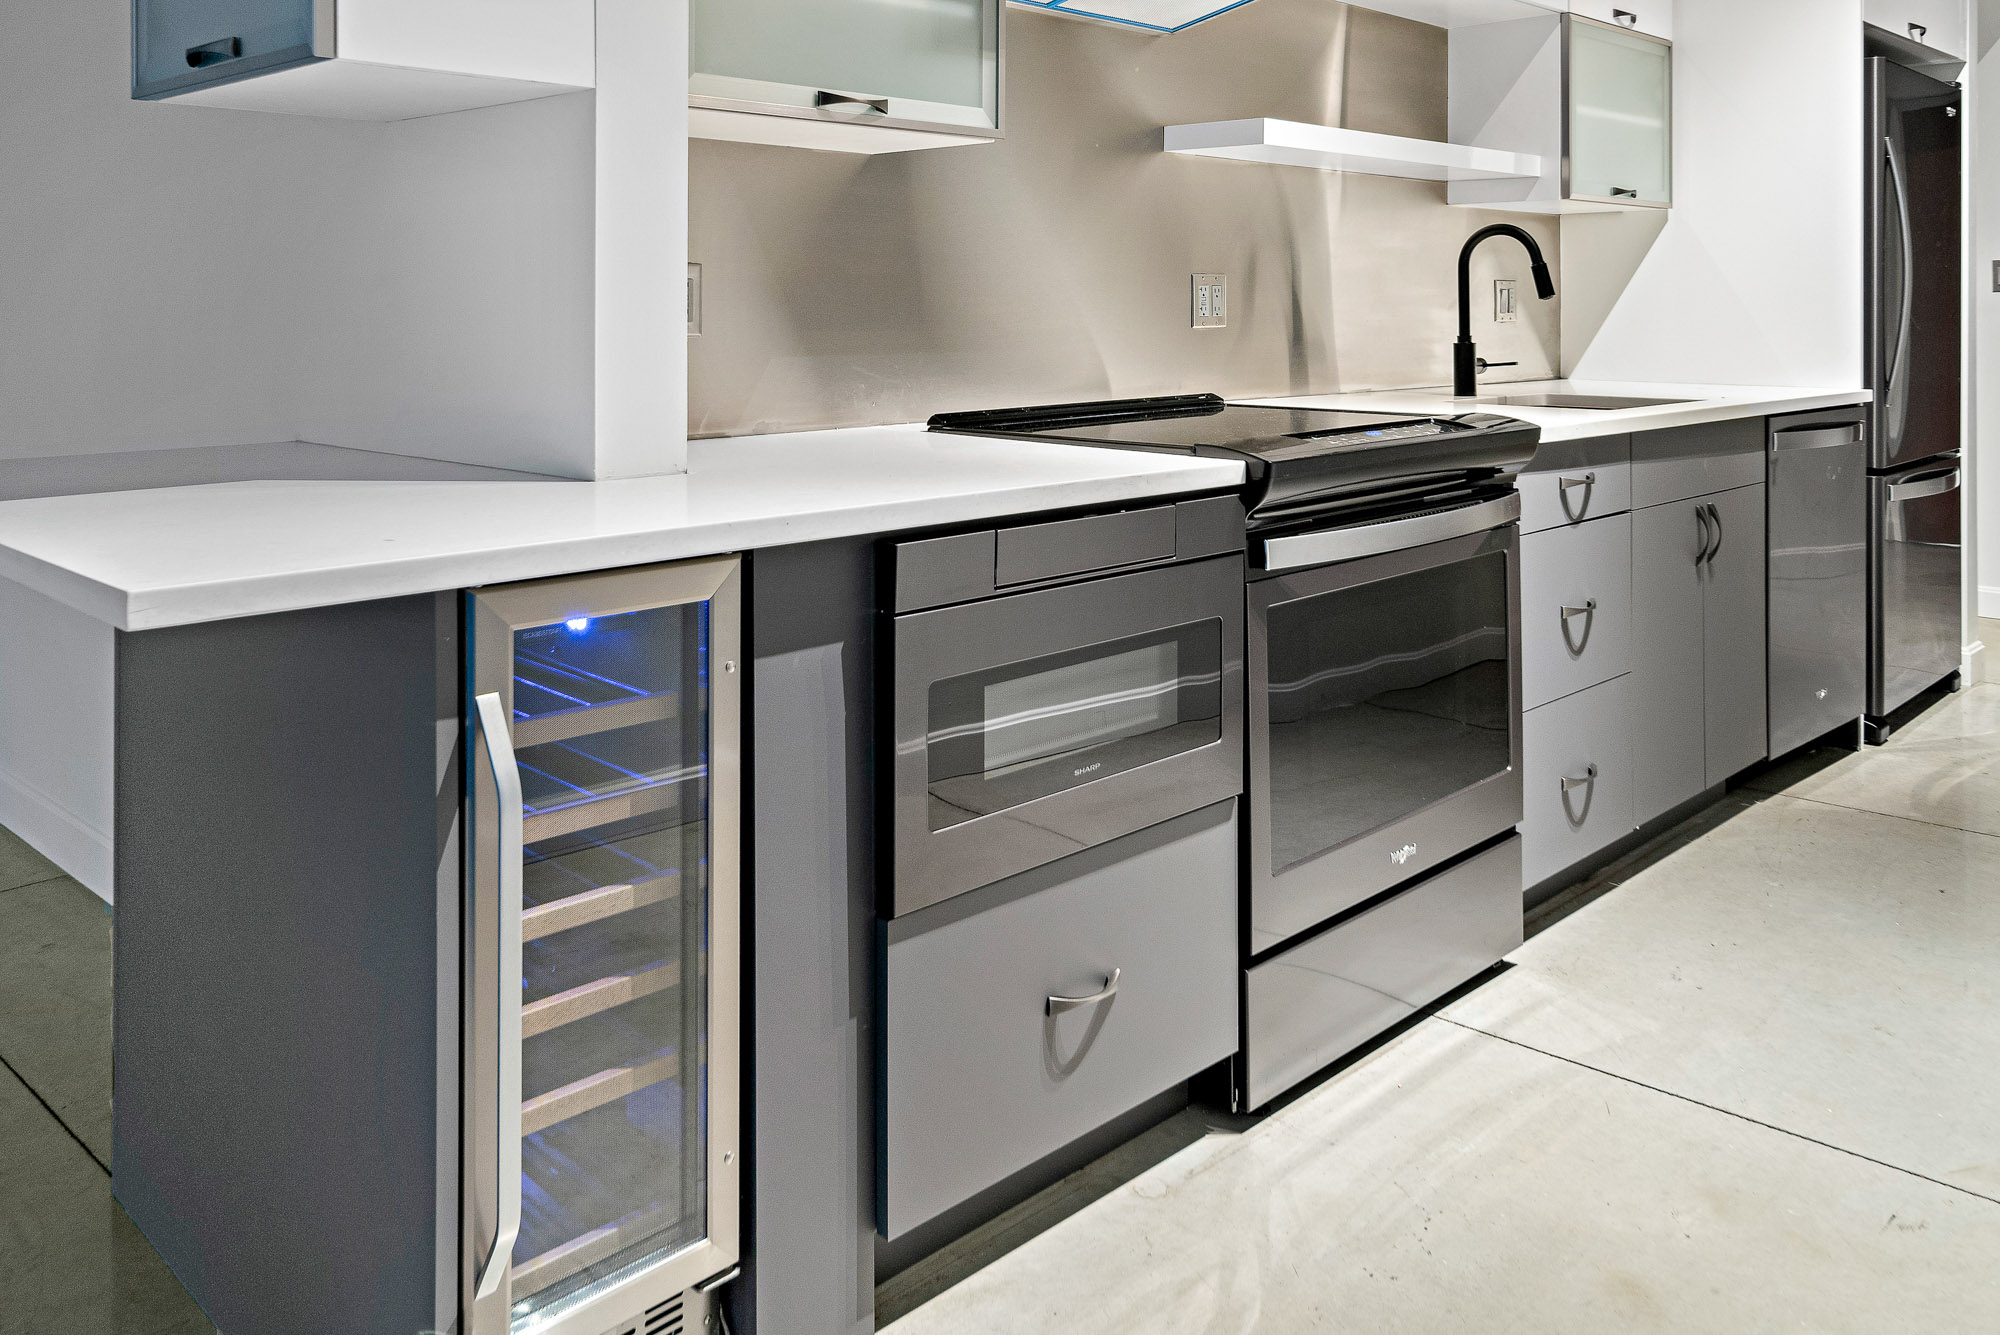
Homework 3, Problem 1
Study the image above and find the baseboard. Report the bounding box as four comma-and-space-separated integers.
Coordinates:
1981, 586, 2000, 620
1967, 639, 1989, 689
0, 763, 111, 902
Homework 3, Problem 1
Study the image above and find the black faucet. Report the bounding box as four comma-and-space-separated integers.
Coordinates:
1455, 224, 1556, 398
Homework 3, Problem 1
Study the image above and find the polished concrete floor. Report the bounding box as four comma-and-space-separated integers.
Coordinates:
886, 661, 2000, 1333
2, 643, 1995, 1334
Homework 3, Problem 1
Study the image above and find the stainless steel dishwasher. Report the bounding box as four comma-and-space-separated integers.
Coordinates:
1768, 408, 1869, 756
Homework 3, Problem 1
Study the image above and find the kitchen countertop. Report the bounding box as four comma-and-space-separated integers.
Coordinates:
1252, 379, 1871, 442
0, 426, 1244, 631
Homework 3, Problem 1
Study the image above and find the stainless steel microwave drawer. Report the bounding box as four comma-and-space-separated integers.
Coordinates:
1521, 512, 1634, 709
1522, 675, 1635, 891
1518, 446, 1633, 534
1241, 835, 1522, 1111
879, 801, 1238, 1240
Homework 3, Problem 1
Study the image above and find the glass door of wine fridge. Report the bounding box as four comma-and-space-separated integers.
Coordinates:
465, 558, 742, 1335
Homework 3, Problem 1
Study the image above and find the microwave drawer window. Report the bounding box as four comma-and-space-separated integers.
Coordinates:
927, 621, 1225, 832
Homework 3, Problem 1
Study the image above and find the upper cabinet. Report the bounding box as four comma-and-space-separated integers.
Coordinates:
1010, 0, 1249, 33
691, 0, 1002, 154
1864, 0, 1968, 64
132, 0, 595, 120
1448, 9, 1672, 213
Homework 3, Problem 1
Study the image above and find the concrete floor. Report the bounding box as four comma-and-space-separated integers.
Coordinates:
1, 634, 1995, 1334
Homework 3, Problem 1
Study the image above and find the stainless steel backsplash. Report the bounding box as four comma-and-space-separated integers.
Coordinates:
689, 0, 1561, 438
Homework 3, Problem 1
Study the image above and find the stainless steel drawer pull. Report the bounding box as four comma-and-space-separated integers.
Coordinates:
1614, 9, 1638, 26
1610, 186, 1640, 198
1558, 473, 1596, 490
1886, 467, 1961, 503
1909, 22, 1928, 39
1557, 472, 1596, 522
816, 90, 890, 116
1560, 599, 1597, 619
1561, 764, 1600, 794
1047, 968, 1121, 1017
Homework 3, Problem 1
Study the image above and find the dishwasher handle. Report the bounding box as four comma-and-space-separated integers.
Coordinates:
1771, 423, 1864, 453
470, 693, 525, 1335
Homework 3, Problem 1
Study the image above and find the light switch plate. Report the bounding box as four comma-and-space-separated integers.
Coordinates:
688, 263, 703, 336
1494, 279, 1519, 324
1192, 273, 1226, 329
1991, 259, 1999, 294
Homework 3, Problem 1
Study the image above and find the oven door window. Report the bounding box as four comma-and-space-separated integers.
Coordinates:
1264, 551, 1511, 874
927, 621, 1225, 832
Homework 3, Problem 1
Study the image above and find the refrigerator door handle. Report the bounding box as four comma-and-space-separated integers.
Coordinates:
1886, 467, 1962, 504
1884, 135, 1915, 447
471, 692, 525, 1333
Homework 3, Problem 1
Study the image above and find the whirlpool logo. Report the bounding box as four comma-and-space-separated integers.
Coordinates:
1390, 843, 1419, 866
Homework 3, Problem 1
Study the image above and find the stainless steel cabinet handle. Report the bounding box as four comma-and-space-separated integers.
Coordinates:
1610, 186, 1640, 198
816, 90, 890, 116
1695, 504, 1712, 567
1705, 503, 1724, 564
1561, 764, 1600, 793
1613, 9, 1638, 26
1886, 467, 1961, 503
471, 693, 525, 1333
1909, 22, 1927, 39
1561, 600, 1598, 619
1047, 968, 1121, 1017
1557, 472, 1596, 522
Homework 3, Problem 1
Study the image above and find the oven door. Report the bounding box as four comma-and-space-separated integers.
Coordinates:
1248, 515, 1522, 956
891, 555, 1244, 917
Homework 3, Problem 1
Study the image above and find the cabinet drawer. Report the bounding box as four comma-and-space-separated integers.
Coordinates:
880, 801, 1237, 1239
1523, 675, 1635, 890
1631, 418, 1765, 508
1242, 836, 1523, 1111
1519, 458, 1632, 535
1521, 514, 1633, 709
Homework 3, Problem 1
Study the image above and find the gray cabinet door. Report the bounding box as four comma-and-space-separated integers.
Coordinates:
1521, 513, 1633, 710
1703, 484, 1770, 785
1631, 419, 1766, 509
1521, 675, 1635, 890
1630, 499, 1709, 825
133, 0, 318, 99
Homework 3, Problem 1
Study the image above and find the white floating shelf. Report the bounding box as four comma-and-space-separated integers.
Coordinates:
1164, 119, 1543, 183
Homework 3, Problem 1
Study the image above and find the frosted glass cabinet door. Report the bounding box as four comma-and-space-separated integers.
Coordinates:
691, 0, 1001, 131
1567, 17, 1672, 207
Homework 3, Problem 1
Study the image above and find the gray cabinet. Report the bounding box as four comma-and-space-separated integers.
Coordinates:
1522, 675, 1634, 890
132, 0, 595, 119
1632, 483, 1769, 825
879, 802, 1237, 1240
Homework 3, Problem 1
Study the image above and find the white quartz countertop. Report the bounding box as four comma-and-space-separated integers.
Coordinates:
0, 426, 1244, 631
1251, 380, 1871, 442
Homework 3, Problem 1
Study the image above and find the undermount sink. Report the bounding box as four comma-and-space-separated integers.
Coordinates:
1485, 394, 1701, 410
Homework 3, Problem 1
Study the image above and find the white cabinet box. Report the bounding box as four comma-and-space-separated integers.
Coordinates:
133, 0, 594, 120
1449, 8, 1672, 213
694, 0, 1002, 153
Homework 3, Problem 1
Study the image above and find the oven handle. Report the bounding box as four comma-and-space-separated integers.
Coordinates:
1259, 493, 1521, 572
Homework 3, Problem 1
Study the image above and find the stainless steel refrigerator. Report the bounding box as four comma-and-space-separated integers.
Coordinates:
1864, 56, 1964, 733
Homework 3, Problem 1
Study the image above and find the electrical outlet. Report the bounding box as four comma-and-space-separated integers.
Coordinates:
1494, 279, 1519, 324
1192, 273, 1226, 329
688, 263, 703, 336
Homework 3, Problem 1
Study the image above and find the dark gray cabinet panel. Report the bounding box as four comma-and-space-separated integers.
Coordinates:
113, 594, 458, 1335
1703, 484, 1769, 785
1242, 835, 1523, 1111
880, 802, 1237, 1240
1521, 513, 1633, 710
1522, 676, 1634, 890
1631, 500, 1709, 825
1631, 418, 1765, 509
133, 0, 319, 100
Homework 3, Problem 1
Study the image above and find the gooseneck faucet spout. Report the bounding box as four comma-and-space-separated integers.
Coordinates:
1455, 224, 1556, 398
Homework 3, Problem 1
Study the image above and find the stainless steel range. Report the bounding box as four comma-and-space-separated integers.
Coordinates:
933, 395, 1542, 1110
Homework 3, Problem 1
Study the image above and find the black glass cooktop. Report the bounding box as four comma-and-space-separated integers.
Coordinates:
930, 394, 1541, 520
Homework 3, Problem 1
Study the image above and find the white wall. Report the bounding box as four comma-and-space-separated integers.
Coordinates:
0, 1, 688, 481
1976, 0, 2000, 620
1571, 0, 1867, 387
0, 580, 113, 899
